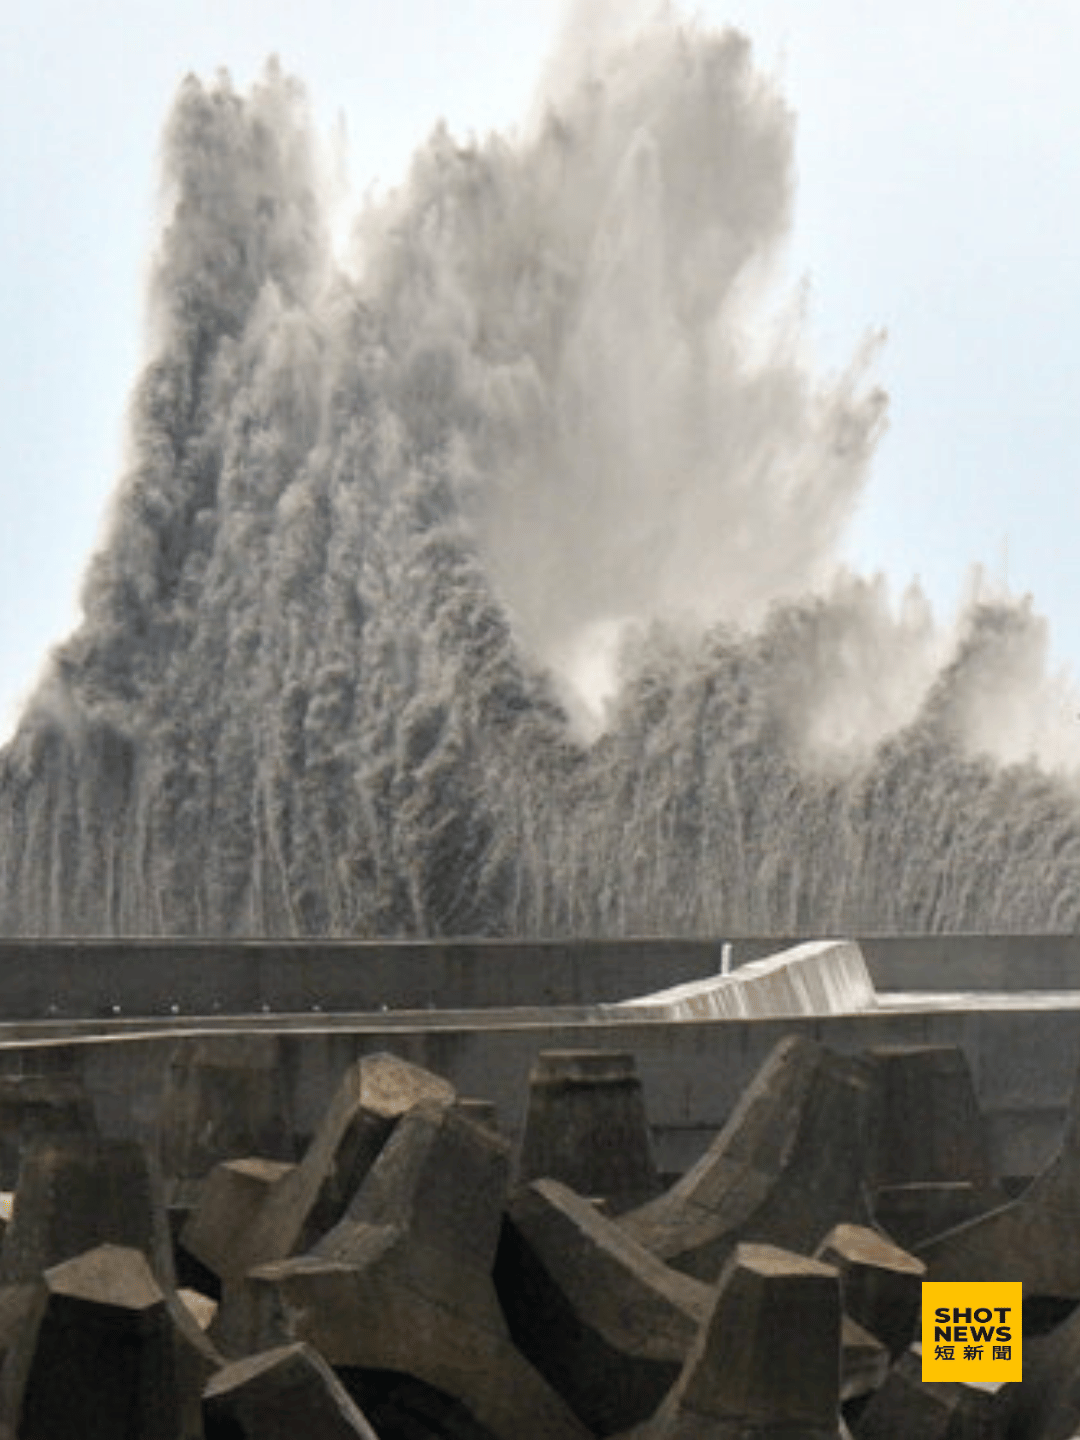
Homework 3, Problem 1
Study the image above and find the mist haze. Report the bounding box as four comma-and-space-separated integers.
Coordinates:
2, 8, 1079, 937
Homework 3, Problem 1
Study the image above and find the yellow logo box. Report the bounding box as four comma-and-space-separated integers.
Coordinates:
922, 1282, 1022, 1381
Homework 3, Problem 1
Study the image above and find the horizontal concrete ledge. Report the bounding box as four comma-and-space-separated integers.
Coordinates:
1, 993, 1079, 1182
878, 991, 1080, 1012
0, 934, 1078, 1020
1, 987, 1080, 1047
0, 939, 731, 1020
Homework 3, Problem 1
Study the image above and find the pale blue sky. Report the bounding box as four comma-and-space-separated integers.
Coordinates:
3, 0, 1080, 739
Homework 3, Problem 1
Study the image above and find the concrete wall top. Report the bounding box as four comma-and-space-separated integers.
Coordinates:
856, 935, 1080, 992
0, 933, 1077, 1020
0, 938, 725, 1020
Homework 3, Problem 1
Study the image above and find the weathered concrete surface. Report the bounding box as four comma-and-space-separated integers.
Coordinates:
203, 1342, 379, 1439
231, 1249, 590, 1440
841, 1315, 889, 1403
857, 935, 1080, 994
217, 1101, 592, 1440
183, 1051, 453, 1285
0, 1134, 176, 1290
867, 1047, 995, 1190
1000, 1303, 1080, 1440
3, 933, 1080, 1435
0, 1283, 47, 1438
1, 995, 1078, 1186
920, 1055, 1080, 1296
180, 1158, 295, 1288
2, 1243, 218, 1440
158, 1035, 296, 1202
866, 1045, 1002, 1245
177, 1287, 217, 1332
815, 1223, 925, 1359
0, 987, 1067, 1434
620, 1036, 873, 1279
333, 1369, 505, 1438
621, 1242, 843, 1439
0, 1073, 95, 1188
851, 1344, 1005, 1440
872, 1182, 996, 1253
517, 1050, 660, 1208
457, 1096, 499, 1130
495, 1177, 710, 1434
318, 1097, 503, 1270
610, 940, 876, 1021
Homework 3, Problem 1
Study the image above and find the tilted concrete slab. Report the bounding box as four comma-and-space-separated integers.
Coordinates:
840, 1315, 889, 1404
319, 1096, 504, 1271
619, 1242, 843, 1439
496, 1177, 711, 1434
3, 934, 1080, 1023
620, 1036, 873, 1279
216, 1102, 592, 1440
851, 1344, 1006, 1440
230, 1244, 591, 1440
203, 1342, 379, 1439
183, 1051, 454, 1285
815, 1223, 925, 1360
920, 1052, 1080, 1297
181, 1157, 296, 1287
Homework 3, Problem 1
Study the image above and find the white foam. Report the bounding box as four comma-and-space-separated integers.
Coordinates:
606, 939, 876, 1020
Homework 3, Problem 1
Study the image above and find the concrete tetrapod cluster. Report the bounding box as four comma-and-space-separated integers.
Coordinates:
1, 1036, 1080, 1436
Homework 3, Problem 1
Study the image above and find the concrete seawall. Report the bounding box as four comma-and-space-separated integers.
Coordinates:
0, 933, 1078, 1018
0, 934, 1077, 1189
3, 992, 1079, 1185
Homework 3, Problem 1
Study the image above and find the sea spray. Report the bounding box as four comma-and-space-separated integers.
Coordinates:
1, 11, 1078, 937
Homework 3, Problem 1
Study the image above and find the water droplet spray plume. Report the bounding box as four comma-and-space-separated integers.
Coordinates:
1, 6, 1079, 937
